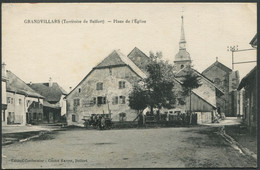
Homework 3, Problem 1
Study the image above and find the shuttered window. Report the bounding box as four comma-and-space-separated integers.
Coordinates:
96, 82, 103, 90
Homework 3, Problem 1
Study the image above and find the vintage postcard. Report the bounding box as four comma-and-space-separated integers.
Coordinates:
1, 3, 257, 169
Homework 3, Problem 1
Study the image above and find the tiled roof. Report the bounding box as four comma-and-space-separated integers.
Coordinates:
66, 50, 147, 98
95, 50, 126, 68
237, 66, 257, 90
95, 50, 147, 78
127, 47, 150, 72
173, 77, 216, 108
28, 82, 67, 102
6, 70, 44, 98
175, 66, 224, 95
174, 66, 224, 108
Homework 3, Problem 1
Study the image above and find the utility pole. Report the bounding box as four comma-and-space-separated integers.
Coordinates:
227, 45, 256, 70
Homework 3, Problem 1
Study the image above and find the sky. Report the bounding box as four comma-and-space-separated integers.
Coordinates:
2, 3, 257, 92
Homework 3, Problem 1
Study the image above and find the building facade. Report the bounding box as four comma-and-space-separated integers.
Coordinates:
28, 78, 67, 124
3, 70, 44, 126
66, 50, 146, 126
237, 66, 257, 131
202, 60, 240, 116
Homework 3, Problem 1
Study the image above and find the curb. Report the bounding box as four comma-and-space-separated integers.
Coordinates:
219, 126, 257, 161
2, 130, 53, 146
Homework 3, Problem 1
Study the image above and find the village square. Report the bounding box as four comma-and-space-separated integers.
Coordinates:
1, 3, 257, 169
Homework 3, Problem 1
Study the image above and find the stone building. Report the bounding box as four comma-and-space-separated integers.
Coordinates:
28, 78, 67, 124
202, 60, 240, 116
3, 69, 44, 126
65, 50, 146, 126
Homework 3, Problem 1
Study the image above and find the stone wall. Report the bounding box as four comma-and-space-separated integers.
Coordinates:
66, 66, 141, 126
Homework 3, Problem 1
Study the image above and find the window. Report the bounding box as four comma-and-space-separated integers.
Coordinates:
181, 65, 184, 69
119, 112, 126, 122
19, 99, 22, 105
92, 97, 96, 105
214, 78, 221, 86
38, 113, 42, 120
73, 99, 80, 106
33, 113, 37, 119
7, 97, 11, 104
84, 97, 96, 107
97, 96, 106, 105
78, 88, 81, 93
27, 100, 30, 107
112, 96, 118, 105
96, 82, 103, 90
119, 81, 126, 89
72, 115, 76, 122
119, 96, 126, 104
7, 97, 14, 104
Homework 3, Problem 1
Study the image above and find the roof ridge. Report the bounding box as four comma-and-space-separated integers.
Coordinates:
127, 47, 150, 59
202, 60, 232, 75
94, 50, 125, 69
115, 50, 147, 78
6, 70, 44, 98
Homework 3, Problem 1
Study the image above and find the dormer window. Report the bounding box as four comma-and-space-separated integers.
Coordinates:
96, 82, 103, 90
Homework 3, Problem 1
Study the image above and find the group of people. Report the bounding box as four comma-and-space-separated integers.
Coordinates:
138, 111, 197, 125
85, 114, 112, 130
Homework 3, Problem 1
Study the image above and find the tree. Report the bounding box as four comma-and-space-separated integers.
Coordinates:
128, 84, 148, 114
128, 51, 177, 119
181, 66, 202, 124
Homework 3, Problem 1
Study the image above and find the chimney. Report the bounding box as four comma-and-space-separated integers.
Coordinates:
49, 77, 53, 87
2, 63, 6, 77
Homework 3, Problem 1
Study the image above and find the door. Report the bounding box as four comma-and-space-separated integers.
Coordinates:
49, 112, 54, 123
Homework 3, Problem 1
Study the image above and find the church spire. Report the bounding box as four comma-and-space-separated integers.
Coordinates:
179, 15, 186, 50
174, 13, 191, 71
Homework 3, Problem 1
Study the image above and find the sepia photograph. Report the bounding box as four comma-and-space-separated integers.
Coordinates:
1, 2, 257, 168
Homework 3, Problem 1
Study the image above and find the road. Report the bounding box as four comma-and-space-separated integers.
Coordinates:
2, 126, 256, 168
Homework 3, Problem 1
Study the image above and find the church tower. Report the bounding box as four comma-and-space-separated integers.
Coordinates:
174, 15, 191, 71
